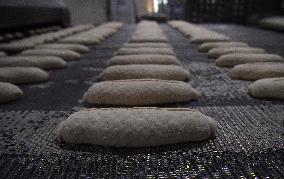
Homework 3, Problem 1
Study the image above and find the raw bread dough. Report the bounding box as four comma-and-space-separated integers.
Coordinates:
108, 55, 181, 66
0, 51, 6, 57
168, 20, 231, 43
231, 62, 284, 81
198, 42, 249, 52
216, 53, 284, 67
57, 22, 123, 45
0, 67, 49, 84
123, 42, 171, 48
20, 49, 81, 61
128, 21, 169, 44
208, 47, 266, 58
130, 37, 168, 43
258, 16, 284, 31
248, 77, 284, 99
0, 43, 34, 52
0, 82, 23, 103
98, 64, 190, 81
190, 35, 230, 44
59, 37, 101, 45
83, 79, 200, 106
36, 43, 89, 53
116, 47, 175, 56
0, 56, 67, 69
56, 107, 217, 147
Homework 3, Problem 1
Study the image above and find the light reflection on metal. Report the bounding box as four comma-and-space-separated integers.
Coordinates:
154, 0, 159, 13
147, 0, 154, 13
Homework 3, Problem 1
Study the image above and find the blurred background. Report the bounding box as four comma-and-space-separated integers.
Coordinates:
0, 0, 283, 31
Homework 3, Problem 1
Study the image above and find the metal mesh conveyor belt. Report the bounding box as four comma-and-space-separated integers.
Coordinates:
0, 24, 283, 178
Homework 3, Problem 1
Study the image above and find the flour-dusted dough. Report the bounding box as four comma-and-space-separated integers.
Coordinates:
231, 62, 284, 81
0, 67, 49, 84
56, 107, 217, 147
0, 43, 34, 52
130, 37, 168, 43
20, 49, 81, 61
123, 42, 171, 48
168, 20, 231, 43
0, 82, 23, 103
83, 79, 200, 106
258, 16, 284, 31
108, 55, 181, 66
198, 42, 249, 52
190, 35, 231, 44
208, 47, 266, 58
59, 37, 101, 45
56, 22, 123, 45
116, 47, 175, 56
0, 56, 67, 69
0, 51, 6, 57
216, 53, 284, 67
36, 43, 89, 53
248, 77, 284, 99
98, 65, 190, 81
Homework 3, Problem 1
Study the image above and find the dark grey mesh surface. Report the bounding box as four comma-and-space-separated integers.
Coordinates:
0, 24, 283, 178
0, 0, 70, 30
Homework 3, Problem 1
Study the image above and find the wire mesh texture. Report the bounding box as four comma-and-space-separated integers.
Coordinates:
184, 0, 248, 23
183, 0, 283, 24
0, 24, 283, 178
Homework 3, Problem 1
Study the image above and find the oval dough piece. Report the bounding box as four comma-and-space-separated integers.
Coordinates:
258, 16, 284, 31
0, 56, 67, 69
130, 37, 168, 43
20, 49, 81, 61
248, 77, 284, 99
108, 55, 181, 66
59, 37, 101, 45
231, 62, 284, 81
123, 42, 171, 48
0, 82, 23, 103
56, 108, 217, 147
83, 79, 200, 106
0, 51, 6, 57
0, 43, 34, 52
98, 65, 190, 81
190, 35, 230, 44
36, 43, 89, 53
216, 53, 284, 67
168, 20, 231, 43
198, 42, 249, 52
208, 47, 266, 58
0, 67, 49, 84
116, 47, 175, 56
